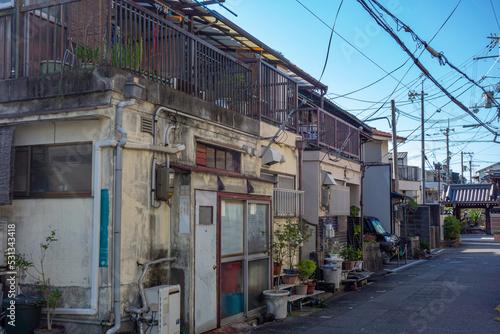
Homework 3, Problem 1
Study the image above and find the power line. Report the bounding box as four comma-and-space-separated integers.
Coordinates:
316, 0, 344, 84
491, 0, 500, 31
357, 0, 500, 140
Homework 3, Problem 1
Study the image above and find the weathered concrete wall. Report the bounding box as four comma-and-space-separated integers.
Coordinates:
0, 67, 267, 332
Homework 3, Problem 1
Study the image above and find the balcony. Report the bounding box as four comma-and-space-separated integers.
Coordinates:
298, 107, 360, 159
0, 0, 297, 126
399, 165, 420, 181
273, 188, 304, 217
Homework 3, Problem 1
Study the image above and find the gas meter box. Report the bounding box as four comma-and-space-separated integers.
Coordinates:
156, 167, 175, 201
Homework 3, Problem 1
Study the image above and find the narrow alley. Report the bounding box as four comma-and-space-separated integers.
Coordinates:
250, 236, 500, 334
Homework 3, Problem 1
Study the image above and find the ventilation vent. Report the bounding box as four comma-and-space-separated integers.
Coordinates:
141, 117, 154, 135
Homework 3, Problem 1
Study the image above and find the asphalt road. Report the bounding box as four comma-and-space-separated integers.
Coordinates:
251, 235, 500, 334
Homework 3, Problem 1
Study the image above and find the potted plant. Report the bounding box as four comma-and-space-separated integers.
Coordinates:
76, 44, 99, 68
110, 37, 143, 71
354, 249, 363, 270
493, 230, 500, 242
296, 259, 317, 295
340, 245, 357, 270
14, 230, 65, 333
269, 219, 311, 284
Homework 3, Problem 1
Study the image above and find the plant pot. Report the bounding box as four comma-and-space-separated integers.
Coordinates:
294, 284, 308, 295
281, 274, 300, 284
34, 325, 66, 333
283, 268, 298, 275
306, 282, 316, 294
263, 290, 289, 320
273, 262, 281, 276
342, 261, 355, 270
40, 60, 70, 74
494, 234, 500, 242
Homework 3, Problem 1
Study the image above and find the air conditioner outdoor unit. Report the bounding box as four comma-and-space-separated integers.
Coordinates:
143, 285, 181, 334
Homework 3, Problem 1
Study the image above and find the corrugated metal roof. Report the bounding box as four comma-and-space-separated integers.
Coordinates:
442, 184, 500, 205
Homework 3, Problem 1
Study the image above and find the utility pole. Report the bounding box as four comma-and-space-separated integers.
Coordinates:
440, 120, 454, 184
466, 153, 475, 183
461, 151, 473, 183
437, 163, 441, 204
409, 80, 428, 204
469, 159, 472, 183
391, 100, 399, 192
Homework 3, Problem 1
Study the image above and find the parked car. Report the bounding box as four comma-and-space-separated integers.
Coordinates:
363, 216, 399, 254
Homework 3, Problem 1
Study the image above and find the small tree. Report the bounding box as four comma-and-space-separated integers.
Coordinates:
267, 219, 312, 270
14, 230, 61, 331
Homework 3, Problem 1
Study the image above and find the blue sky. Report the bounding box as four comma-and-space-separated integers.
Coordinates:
215, 0, 500, 179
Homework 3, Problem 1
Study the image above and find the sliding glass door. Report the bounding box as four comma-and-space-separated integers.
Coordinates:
219, 198, 270, 323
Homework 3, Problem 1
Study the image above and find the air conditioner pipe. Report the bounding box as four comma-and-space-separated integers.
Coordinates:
107, 98, 136, 334
124, 257, 176, 333
151, 107, 177, 207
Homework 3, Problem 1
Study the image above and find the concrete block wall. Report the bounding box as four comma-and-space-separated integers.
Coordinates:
407, 206, 431, 243
492, 213, 500, 232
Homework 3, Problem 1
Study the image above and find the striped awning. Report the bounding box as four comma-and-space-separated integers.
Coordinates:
442, 183, 500, 206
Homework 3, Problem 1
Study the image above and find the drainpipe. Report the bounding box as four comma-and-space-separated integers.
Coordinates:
54, 139, 117, 316
107, 99, 136, 334
360, 163, 366, 258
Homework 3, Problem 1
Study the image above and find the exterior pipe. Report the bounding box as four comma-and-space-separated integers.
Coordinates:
159, 105, 259, 139
124, 142, 185, 154
151, 107, 170, 207
43, 317, 120, 326
107, 99, 136, 334
165, 125, 176, 168
151, 107, 162, 207
124, 257, 176, 315
54, 139, 117, 315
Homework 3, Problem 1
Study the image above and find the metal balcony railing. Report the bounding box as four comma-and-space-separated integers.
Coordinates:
399, 165, 420, 181
273, 188, 304, 217
298, 107, 360, 159
0, 0, 298, 127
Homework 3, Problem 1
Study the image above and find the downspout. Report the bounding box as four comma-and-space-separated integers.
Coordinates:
360, 163, 366, 257
54, 139, 117, 316
107, 99, 136, 334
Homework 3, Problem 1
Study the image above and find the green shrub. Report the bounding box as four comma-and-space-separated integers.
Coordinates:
420, 240, 430, 250
296, 259, 317, 281
443, 216, 461, 240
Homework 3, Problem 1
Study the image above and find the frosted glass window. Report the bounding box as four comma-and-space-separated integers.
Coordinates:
248, 204, 268, 254
248, 258, 269, 311
221, 201, 244, 256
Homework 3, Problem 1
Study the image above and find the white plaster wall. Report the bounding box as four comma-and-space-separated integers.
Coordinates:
0, 118, 113, 289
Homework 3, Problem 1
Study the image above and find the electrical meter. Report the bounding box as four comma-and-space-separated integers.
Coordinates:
156, 167, 175, 201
